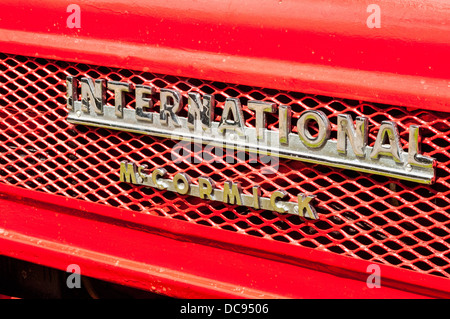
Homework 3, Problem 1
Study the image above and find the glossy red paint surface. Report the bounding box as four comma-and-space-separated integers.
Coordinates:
0, 0, 449, 298
0, 0, 449, 111
0, 184, 449, 298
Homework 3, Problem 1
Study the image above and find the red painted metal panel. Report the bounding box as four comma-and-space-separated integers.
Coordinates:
1, 53, 449, 280
0, 0, 449, 111
0, 0, 449, 298
0, 184, 449, 298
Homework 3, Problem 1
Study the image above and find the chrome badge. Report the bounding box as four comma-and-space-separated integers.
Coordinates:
66, 76, 436, 184
119, 161, 318, 219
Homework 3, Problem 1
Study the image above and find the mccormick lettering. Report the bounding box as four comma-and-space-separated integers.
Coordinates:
119, 161, 318, 219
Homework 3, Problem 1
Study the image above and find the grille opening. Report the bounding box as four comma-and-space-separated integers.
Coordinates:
1, 53, 450, 279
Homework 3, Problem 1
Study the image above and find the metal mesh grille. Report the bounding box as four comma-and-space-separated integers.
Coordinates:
1, 53, 450, 278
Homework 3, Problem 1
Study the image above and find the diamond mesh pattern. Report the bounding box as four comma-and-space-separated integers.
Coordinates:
1, 53, 450, 278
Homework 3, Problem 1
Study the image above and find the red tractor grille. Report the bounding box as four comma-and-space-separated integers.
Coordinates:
1, 53, 450, 279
